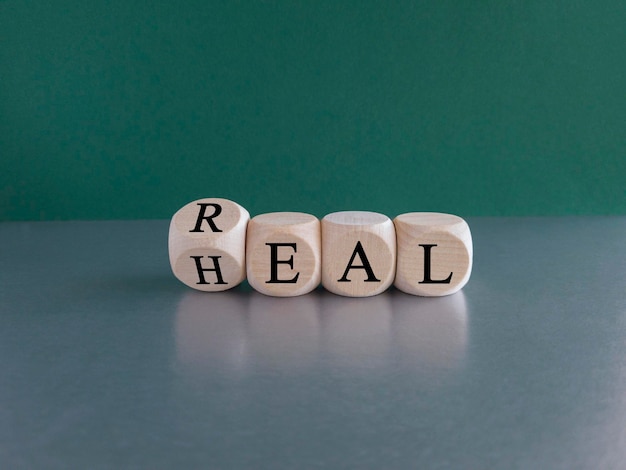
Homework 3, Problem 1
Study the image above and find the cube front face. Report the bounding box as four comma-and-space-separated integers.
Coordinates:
246, 212, 321, 297
168, 198, 249, 291
321, 211, 396, 297
394, 213, 472, 297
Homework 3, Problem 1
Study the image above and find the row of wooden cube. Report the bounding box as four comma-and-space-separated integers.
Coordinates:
168, 198, 472, 297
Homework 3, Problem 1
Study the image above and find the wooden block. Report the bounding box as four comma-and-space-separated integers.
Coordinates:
168, 198, 249, 291
321, 211, 396, 297
394, 212, 472, 296
246, 212, 321, 297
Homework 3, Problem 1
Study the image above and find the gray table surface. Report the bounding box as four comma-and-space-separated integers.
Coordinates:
1, 217, 625, 469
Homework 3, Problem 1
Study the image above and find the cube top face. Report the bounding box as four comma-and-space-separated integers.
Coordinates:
394, 212, 469, 237
322, 211, 396, 297
169, 198, 249, 292
246, 212, 321, 297
251, 212, 318, 228
322, 211, 390, 228
170, 198, 248, 241
394, 212, 472, 297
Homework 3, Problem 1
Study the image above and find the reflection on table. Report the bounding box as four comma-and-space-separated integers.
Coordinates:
175, 288, 468, 379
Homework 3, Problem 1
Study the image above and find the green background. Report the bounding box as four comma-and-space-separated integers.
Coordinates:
1, 1, 625, 221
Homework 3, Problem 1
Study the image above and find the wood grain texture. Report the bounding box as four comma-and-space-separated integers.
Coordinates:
168, 198, 249, 291
394, 213, 472, 296
321, 211, 396, 297
246, 212, 321, 297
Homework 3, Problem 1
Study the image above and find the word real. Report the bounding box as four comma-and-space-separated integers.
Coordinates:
168, 198, 473, 298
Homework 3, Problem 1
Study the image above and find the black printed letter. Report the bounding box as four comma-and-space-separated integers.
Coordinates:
265, 243, 300, 284
190, 203, 223, 233
190, 255, 228, 285
337, 241, 380, 283
418, 244, 452, 284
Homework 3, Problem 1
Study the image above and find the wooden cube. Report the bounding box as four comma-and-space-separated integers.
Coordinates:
394, 212, 472, 296
246, 212, 321, 297
321, 211, 396, 297
168, 198, 249, 291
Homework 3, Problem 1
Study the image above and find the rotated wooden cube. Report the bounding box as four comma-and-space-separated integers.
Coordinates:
169, 198, 249, 291
246, 212, 321, 297
321, 211, 396, 297
394, 212, 472, 296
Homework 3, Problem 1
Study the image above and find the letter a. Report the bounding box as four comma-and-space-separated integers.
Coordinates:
337, 241, 380, 283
